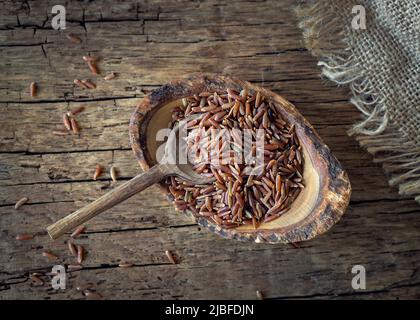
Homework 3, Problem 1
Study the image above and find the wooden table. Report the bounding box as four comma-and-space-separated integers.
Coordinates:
1, 0, 419, 300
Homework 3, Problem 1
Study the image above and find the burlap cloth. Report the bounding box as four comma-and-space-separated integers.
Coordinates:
296, 0, 420, 203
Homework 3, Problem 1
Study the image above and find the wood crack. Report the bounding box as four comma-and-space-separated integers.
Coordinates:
350, 198, 413, 205
0, 42, 53, 47
84, 226, 159, 234
0, 200, 74, 208
0, 261, 174, 288
0, 95, 137, 104
271, 280, 420, 299
0, 147, 131, 156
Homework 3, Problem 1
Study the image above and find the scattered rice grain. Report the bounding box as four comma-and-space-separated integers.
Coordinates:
15, 233, 33, 241
66, 33, 82, 44
42, 251, 58, 261
165, 250, 176, 264
71, 225, 86, 238
30, 82, 37, 97
15, 197, 28, 209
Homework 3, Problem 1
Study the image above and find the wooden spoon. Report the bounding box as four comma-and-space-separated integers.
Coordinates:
46, 123, 212, 240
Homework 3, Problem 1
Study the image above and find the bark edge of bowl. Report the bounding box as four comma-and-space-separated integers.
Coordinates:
129, 73, 351, 244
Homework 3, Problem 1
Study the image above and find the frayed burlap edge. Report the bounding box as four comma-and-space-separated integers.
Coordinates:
295, 2, 420, 204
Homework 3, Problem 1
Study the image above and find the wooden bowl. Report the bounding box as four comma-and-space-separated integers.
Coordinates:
129, 74, 351, 244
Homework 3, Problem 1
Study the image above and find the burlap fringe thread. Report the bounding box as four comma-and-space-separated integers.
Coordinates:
296, 2, 420, 203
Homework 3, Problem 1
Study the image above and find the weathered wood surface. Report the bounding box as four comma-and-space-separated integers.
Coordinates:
1, 0, 419, 300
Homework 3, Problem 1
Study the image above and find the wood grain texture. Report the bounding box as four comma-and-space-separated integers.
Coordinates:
1, 0, 419, 299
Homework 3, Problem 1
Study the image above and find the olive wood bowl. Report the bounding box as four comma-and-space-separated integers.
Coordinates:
129, 74, 351, 244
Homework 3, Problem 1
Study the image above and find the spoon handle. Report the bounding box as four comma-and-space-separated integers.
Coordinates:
46, 164, 171, 240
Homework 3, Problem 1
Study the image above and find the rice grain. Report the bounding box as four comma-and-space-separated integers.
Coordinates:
104, 72, 116, 80
63, 113, 72, 131
30, 82, 37, 97
87, 61, 99, 75
70, 118, 80, 134
70, 106, 85, 115
81, 79, 96, 89
66, 33, 82, 44
15, 233, 33, 241
15, 197, 28, 209
77, 245, 85, 264
93, 165, 102, 181
31, 274, 44, 286
118, 262, 134, 268
74, 79, 89, 89
42, 251, 58, 261
53, 130, 70, 136
165, 250, 176, 264
71, 225, 86, 238
67, 240, 77, 256
67, 264, 83, 272
84, 291, 103, 299
110, 166, 118, 182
